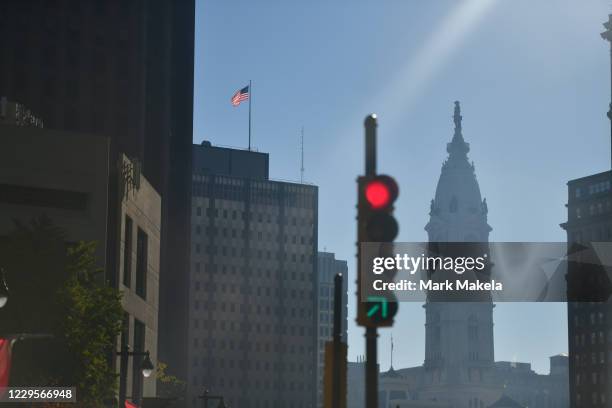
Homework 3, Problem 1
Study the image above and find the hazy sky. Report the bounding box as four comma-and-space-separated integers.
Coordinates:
193, 0, 612, 374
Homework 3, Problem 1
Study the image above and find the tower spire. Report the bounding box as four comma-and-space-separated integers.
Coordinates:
447, 100, 470, 158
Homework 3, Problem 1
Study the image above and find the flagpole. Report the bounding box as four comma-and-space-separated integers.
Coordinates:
248, 80, 252, 151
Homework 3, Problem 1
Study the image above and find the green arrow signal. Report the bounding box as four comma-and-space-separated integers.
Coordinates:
366, 296, 389, 318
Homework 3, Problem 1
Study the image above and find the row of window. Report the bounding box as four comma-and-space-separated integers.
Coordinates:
574, 312, 607, 326
193, 263, 313, 284
575, 200, 612, 219
191, 283, 312, 299
574, 351, 612, 367
190, 398, 308, 408
192, 282, 310, 299
194, 228, 314, 247
192, 357, 307, 373
192, 179, 316, 209
571, 226, 612, 244
191, 319, 314, 336
191, 374, 310, 392
575, 391, 607, 406
574, 331, 611, 347
192, 243, 314, 263
576, 370, 612, 386
575, 180, 612, 198
192, 338, 312, 354
195, 206, 313, 226
193, 301, 310, 319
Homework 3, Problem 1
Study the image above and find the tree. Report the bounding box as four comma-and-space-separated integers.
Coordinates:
155, 362, 186, 399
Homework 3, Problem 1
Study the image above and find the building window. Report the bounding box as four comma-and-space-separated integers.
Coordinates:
132, 319, 146, 403
136, 228, 148, 299
123, 216, 133, 287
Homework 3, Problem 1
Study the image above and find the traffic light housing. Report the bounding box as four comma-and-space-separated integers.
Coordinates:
357, 175, 399, 327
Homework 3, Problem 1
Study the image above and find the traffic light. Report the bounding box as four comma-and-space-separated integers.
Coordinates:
357, 174, 399, 327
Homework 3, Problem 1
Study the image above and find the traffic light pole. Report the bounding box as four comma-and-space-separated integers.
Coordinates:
364, 114, 378, 408
365, 327, 378, 408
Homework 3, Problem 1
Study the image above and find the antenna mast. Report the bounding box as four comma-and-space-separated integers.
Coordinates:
300, 126, 305, 183
300, 126, 304, 184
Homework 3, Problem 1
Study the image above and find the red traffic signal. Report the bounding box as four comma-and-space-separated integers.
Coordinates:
364, 176, 398, 210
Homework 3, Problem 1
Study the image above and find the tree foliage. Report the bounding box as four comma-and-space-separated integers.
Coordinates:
0, 216, 123, 407
155, 361, 186, 399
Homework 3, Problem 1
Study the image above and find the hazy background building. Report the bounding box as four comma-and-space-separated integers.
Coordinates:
188, 141, 319, 408
0, 0, 195, 384
316, 251, 348, 408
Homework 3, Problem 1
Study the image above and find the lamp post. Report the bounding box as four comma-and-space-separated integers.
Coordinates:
117, 345, 154, 407
0, 268, 8, 309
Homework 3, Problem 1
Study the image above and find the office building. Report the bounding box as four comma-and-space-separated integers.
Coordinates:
189, 141, 319, 408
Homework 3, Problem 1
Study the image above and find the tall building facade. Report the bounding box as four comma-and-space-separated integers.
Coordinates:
422, 102, 499, 408
562, 171, 612, 408
0, 0, 195, 384
188, 142, 319, 408
316, 252, 349, 408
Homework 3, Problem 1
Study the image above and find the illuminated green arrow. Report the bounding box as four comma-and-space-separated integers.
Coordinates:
366, 296, 389, 318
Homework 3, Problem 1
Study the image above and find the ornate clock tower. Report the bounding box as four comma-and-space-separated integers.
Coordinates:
421, 102, 500, 408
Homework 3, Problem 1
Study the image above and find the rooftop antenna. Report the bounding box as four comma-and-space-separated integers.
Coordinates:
300, 126, 305, 183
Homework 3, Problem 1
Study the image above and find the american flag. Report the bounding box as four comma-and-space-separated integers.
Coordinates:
231, 85, 250, 107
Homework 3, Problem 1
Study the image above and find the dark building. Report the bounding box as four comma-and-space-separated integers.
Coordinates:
189, 142, 319, 408
0, 0, 195, 384
316, 251, 348, 408
561, 171, 612, 408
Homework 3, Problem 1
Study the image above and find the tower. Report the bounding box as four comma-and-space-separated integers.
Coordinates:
422, 102, 498, 408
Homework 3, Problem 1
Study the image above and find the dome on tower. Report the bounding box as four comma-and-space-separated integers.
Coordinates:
425, 101, 491, 242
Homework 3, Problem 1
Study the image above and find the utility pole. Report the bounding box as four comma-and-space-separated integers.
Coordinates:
364, 115, 378, 408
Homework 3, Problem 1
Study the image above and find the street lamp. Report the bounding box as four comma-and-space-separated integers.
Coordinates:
117, 345, 155, 407
0, 268, 8, 308
140, 352, 154, 378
